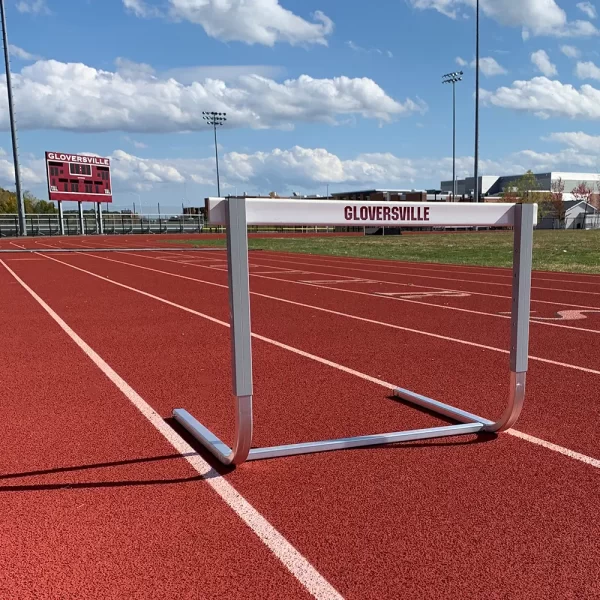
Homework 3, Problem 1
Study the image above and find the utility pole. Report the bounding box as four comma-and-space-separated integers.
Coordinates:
203, 111, 226, 197
473, 0, 480, 203
1, 0, 26, 235
442, 71, 463, 201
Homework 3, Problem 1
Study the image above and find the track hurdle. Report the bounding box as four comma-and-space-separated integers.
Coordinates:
173, 197, 537, 466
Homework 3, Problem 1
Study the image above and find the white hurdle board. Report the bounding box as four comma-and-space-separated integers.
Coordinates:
173, 197, 537, 466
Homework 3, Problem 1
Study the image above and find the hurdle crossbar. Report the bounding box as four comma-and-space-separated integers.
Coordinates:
173, 197, 536, 465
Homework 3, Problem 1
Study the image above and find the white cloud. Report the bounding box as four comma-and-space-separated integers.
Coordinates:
109, 146, 523, 192
124, 0, 334, 47
560, 45, 580, 58
111, 150, 189, 188
346, 41, 393, 58
122, 0, 164, 18
0, 150, 44, 188
162, 65, 286, 83
410, 0, 459, 19
124, 136, 149, 149
8, 44, 42, 61
544, 131, 600, 152
473, 57, 507, 76
6, 135, 600, 198
116, 58, 282, 88
0, 59, 423, 134
577, 2, 597, 19
514, 147, 600, 170
408, 0, 598, 38
481, 76, 600, 120
458, 56, 506, 75
0, 145, 511, 196
575, 60, 600, 80
531, 50, 557, 77
15, 0, 49, 14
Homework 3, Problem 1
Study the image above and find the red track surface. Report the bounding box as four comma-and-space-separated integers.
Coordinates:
1, 234, 599, 599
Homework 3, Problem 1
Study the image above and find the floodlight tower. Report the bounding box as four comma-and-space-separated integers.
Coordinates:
474, 0, 480, 203
1, 0, 26, 235
203, 111, 226, 197
442, 71, 463, 200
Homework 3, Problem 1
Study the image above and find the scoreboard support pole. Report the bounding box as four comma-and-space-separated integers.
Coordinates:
57, 201, 65, 236
78, 202, 85, 235
173, 198, 536, 466
97, 203, 104, 235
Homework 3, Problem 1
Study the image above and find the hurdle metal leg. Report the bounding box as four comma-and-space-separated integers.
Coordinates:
173, 201, 535, 465
394, 203, 533, 433
173, 196, 253, 465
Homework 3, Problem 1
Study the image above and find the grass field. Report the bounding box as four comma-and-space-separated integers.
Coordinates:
175, 229, 600, 274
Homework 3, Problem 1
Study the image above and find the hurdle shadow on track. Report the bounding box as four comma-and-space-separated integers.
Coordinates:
385, 394, 498, 448
0, 452, 206, 493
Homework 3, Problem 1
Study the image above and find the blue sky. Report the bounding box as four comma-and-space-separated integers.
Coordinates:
2, 0, 600, 213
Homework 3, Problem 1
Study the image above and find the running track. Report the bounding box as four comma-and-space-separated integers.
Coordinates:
1, 234, 599, 599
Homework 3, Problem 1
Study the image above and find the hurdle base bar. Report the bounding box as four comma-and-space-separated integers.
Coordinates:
172, 408, 484, 462
172, 372, 525, 463
394, 371, 526, 433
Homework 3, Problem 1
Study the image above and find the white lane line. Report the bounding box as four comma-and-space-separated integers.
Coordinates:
27, 251, 600, 471
121, 251, 600, 336
0, 258, 344, 600
252, 270, 310, 275
507, 430, 600, 468
70, 250, 600, 370
262, 251, 600, 287
248, 275, 600, 335
4, 257, 44, 261
298, 279, 377, 285
181, 251, 600, 312
246, 254, 600, 297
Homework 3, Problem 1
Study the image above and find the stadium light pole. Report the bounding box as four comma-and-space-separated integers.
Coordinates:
473, 0, 480, 203
0, 0, 26, 236
442, 71, 463, 200
203, 111, 226, 197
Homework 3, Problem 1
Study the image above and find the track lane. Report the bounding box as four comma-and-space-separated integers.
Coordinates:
5, 250, 600, 600
125, 250, 600, 335
0, 264, 319, 600
236, 253, 600, 301
34, 239, 600, 339
79, 249, 600, 370
20, 250, 600, 461
257, 249, 600, 285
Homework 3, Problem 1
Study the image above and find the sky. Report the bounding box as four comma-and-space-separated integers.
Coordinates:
2, 0, 600, 213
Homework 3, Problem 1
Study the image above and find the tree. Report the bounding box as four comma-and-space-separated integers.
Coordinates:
548, 177, 566, 228
593, 181, 600, 211
514, 170, 539, 204
268, 191, 279, 198
0, 188, 57, 214
501, 188, 520, 203
572, 182, 593, 230
502, 170, 540, 203
502, 171, 547, 219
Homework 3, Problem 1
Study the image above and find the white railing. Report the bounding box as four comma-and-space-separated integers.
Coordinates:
0, 213, 204, 237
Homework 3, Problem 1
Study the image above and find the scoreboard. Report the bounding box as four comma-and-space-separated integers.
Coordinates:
45, 151, 112, 203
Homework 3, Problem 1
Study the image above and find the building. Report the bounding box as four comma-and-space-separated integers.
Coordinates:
441, 172, 600, 200
330, 188, 453, 202
538, 200, 600, 230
